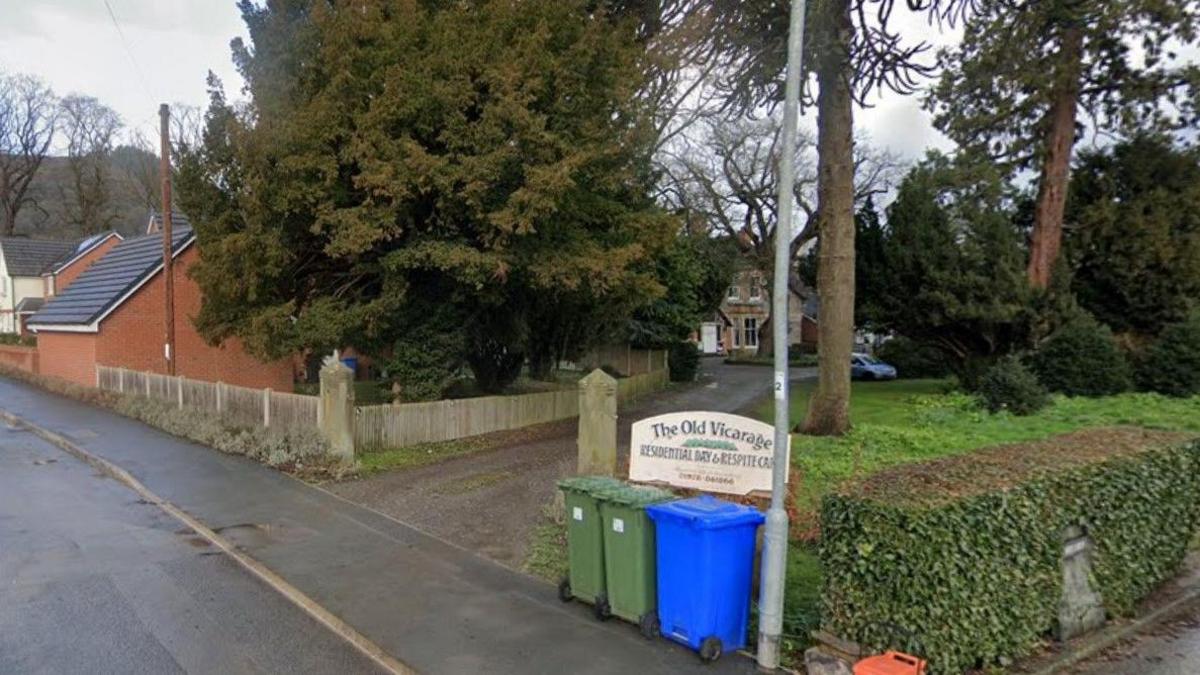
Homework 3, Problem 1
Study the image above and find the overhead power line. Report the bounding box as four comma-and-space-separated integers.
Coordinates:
102, 0, 155, 101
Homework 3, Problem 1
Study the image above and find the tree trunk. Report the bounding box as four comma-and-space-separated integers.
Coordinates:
803, 0, 855, 437
758, 312, 774, 358
527, 349, 555, 381
1028, 25, 1083, 289
757, 284, 775, 358
1, 205, 15, 236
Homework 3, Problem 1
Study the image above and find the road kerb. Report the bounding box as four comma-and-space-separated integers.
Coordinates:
1025, 569, 1200, 674
0, 408, 416, 675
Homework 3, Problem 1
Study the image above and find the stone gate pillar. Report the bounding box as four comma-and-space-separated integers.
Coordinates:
319, 351, 356, 463
577, 368, 617, 476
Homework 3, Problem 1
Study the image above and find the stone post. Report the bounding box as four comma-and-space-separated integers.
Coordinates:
1057, 525, 1106, 639
319, 352, 356, 463
577, 368, 617, 476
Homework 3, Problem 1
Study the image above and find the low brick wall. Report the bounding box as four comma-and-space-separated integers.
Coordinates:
0, 344, 38, 374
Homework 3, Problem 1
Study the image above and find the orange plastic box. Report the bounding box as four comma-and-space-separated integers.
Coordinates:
853, 651, 927, 675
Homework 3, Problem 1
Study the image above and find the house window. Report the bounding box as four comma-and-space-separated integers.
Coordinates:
727, 284, 739, 301
744, 318, 759, 348
731, 322, 741, 348
749, 276, 762, 300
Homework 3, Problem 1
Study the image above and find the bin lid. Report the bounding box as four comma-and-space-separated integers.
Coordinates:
645, 495, 765, 529
598, 484, 675, 508
557, 476, 624, 495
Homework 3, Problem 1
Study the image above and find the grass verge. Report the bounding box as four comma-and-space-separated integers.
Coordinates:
354, 417, 576, 478
524, 506, 570, 582
757, 380, 1200, 533
358, 436, 501, 475
0, 364, 348, 480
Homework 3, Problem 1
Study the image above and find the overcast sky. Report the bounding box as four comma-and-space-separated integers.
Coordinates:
0, 0, 958, 160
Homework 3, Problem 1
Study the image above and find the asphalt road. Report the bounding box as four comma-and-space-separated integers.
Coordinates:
0, 421, 383, 675
1073, 601, 1200, 675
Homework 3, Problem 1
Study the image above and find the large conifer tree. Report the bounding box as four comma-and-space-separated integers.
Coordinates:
178, 0, 672, 391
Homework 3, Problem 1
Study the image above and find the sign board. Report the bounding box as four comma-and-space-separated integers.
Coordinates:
629, 411, 789, 496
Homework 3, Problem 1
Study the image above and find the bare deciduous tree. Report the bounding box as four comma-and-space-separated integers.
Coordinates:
0, 73, 57, 235
59, 95, 123, 235
660, 116, 900, 356
113, 132, 159, 212
116, 103, 204, 214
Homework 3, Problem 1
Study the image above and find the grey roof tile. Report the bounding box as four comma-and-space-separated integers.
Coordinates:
45, 231, 121, 274
149, 210, 191, 232
14, 297, 44, 313
28, 228, 194, 328
0, 238, 75, 276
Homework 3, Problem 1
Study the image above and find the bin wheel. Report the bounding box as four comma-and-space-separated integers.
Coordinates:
557, 578, 572, 603
593, 594, 612, 621
699, 636, 723, 663
638, 611, 660, 639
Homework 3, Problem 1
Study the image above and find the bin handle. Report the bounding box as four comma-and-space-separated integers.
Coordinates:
887, 652, 920, 666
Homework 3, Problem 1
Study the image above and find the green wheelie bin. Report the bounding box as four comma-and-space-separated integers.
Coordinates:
597, 484, 676, 637
556, 476, 624, 618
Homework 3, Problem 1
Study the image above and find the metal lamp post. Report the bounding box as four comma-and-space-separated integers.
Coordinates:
757, 0, 807, 670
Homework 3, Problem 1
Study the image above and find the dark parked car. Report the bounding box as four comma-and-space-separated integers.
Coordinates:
851, 353, 897, 380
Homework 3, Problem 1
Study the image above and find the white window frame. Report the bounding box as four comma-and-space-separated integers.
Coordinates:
744, 317, 758, 348
749, 276, 762, 300
727, 284, 739, 301
731, 322, 742, 348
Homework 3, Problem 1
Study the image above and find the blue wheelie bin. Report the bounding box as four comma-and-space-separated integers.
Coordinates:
645, 495, 765, 662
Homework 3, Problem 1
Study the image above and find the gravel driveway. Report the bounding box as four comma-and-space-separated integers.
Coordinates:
329, 361, 814, 569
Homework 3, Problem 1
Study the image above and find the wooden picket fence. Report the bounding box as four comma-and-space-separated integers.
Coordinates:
578, 345, 669, 376
96, 365, 320, 432
617, 368, 669, 404
353, 367, 670, 450
354, 388, 578, 450
98, 358, 669, 451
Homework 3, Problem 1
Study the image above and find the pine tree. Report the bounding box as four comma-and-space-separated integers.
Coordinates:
930, 0, 1200, 288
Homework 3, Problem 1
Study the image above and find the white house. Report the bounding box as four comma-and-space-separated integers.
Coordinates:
0, 238, 74, 334
0, 233, 122, 335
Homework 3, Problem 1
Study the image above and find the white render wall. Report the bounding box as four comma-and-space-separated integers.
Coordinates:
0, 260, 50, 334
0, 252, 11, 333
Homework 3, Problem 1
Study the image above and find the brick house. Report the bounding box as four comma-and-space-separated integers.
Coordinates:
43, 231, 123, 298
0, 232, 122, 335
27, 226, 293, 391
697, 269, 819, 356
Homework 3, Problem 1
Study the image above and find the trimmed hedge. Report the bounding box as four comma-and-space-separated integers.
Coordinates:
0, 334, 36, 347
820, 428, 1200, 674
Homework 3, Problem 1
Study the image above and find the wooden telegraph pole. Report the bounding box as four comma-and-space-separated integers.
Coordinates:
159, 104, 176, 376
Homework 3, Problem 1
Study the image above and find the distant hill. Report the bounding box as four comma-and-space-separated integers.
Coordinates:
10, 146, 160, 241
